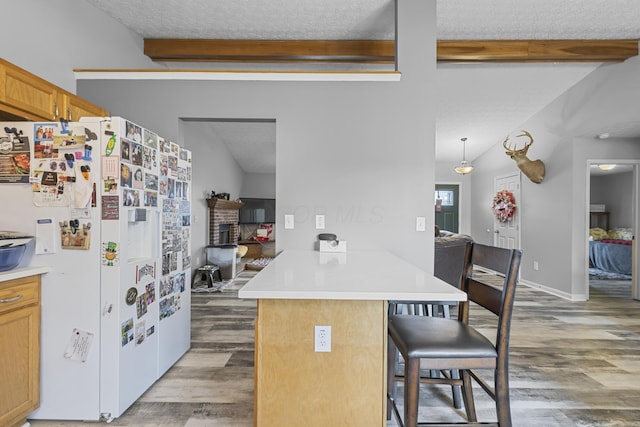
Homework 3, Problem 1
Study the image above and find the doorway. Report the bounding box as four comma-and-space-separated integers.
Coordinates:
435, 184, 460, 233
587, 161, 638, 300
181, 118, 276, 269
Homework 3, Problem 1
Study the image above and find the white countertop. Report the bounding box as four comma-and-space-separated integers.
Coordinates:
0, 266, 50, 283
237, 249, 467, 301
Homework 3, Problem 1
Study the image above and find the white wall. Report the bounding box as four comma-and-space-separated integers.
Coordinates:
591, 171, 634, 229
241, 174, 276, 199
1, 0, 157, 93
467, 56, 640, 300
68, 0, 439, 271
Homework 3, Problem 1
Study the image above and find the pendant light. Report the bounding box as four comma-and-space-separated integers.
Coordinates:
454, 137, 474, 175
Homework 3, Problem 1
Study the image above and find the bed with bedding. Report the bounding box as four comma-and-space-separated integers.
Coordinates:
589, 228, 633, 276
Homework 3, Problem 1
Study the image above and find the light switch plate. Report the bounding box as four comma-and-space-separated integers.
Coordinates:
416, 216, 426, 232
284, 214, 295, 229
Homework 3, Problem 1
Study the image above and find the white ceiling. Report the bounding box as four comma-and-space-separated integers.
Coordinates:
82, 0, 640, 173
192, 120, 277, 174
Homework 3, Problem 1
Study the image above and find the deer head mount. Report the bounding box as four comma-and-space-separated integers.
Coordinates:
503, 130, 545, 184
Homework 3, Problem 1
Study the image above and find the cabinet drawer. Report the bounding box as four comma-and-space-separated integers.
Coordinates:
0, 276, 40, 315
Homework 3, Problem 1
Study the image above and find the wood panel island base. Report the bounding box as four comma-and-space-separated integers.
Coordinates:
256, 299, 386, 426
238, 250, 466, 427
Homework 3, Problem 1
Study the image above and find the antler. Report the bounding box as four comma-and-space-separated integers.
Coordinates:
517, 130, 534, 149
503, 130, 534, 155
503, 135, 515, 155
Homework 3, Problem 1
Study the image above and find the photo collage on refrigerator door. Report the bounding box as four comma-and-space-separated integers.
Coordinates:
159, 139, 191, 321
119, 122, 159, 209
5, 120, 98, 250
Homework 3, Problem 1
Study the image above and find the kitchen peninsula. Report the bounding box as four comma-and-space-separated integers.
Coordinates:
238, 249, 466, 427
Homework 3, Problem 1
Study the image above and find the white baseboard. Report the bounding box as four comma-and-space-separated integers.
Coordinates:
520, 279, 587, 302
475, 266, 588, 301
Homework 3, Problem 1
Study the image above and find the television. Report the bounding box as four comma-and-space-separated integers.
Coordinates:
239, 198, 276, 224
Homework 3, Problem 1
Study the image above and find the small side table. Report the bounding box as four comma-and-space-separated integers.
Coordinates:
192, 264, 222, 288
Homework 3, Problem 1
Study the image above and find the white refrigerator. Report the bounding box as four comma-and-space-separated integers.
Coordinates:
0, 117, 192, 421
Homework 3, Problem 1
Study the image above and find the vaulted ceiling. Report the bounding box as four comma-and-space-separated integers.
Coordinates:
81, 0, 640, 172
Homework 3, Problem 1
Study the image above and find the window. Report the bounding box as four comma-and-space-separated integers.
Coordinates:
434, 190, 454, 206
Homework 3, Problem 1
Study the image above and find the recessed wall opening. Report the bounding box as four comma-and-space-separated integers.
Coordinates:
586, 160, 639, 301
182, 117, 276, 266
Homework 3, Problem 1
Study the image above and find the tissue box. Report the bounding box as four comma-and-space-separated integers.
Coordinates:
319, 240, 347, 253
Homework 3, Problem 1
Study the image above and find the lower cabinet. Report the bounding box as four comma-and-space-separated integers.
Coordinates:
0, 275, 41, 427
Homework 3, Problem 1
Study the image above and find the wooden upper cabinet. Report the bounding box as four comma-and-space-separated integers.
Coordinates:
59, 91, 109, 122
0, 58, 59, 121
0, 58, 108, 122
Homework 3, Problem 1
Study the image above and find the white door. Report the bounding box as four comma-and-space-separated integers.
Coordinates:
493, 174, 521, 250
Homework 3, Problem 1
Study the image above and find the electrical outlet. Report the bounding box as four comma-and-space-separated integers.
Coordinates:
315, 215, 325, 230
314, 325, 331, 352
533, 261, 539, 271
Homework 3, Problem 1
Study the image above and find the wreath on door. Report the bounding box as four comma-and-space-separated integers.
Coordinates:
492, 189, 516, 222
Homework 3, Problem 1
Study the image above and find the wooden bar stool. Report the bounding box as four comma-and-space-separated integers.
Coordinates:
387, 243, 522, 427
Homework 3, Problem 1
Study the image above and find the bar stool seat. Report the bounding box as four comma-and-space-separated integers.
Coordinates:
192, 264, 222, 288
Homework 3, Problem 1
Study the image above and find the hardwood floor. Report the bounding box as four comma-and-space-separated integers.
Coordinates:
29, 272, 257, 427
29, 273, 640, 427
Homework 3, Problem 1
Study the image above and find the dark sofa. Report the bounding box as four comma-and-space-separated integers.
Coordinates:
434, 230, 474, 287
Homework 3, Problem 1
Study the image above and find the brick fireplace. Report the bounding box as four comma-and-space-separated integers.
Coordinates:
207, 198, 244, 245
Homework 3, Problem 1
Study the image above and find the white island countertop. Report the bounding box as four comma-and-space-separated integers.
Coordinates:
237, 249, 466, 302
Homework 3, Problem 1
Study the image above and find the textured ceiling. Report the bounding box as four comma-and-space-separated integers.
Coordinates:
438, 0, 640, 40
83, 0, 395, 40
81, 0, 640, 171
83, 0, 640, 41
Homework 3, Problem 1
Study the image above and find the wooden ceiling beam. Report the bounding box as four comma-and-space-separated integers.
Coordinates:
144, 39, 395, 63
144, 39, 638, 64
437, 39, 638, 62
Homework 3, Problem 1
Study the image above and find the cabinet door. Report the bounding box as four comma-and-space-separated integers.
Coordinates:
0, 304, 40, 427
60, 92, 109, 121
0, 59, 58, 121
